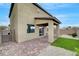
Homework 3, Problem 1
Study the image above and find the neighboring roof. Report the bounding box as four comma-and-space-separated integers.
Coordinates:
9, 3, 61, 24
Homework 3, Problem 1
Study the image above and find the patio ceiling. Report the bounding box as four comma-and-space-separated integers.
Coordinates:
35, 17, 60, 24
35, 17, 59, 26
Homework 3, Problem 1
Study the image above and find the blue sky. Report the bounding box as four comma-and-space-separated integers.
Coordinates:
39, 3, 79, 27
0, 3, 79, 27
0, 3, 10, 26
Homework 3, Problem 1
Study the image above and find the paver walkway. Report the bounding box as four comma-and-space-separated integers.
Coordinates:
0, 37, 49, 56
38, 46, 76, 56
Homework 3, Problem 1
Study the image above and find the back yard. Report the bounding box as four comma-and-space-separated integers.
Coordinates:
51, 37, 79, 55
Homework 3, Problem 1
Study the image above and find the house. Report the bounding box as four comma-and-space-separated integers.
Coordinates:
9, 3, 61, 43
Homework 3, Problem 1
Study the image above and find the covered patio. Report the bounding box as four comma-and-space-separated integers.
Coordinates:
35, 17, 60, 42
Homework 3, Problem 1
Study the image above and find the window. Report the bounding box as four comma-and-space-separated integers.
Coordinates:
27, 24, 35, 33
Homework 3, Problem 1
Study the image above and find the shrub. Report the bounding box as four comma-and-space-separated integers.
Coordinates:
72, 33, 77, 37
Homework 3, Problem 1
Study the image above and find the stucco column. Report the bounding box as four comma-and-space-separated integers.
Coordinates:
35, 24, 39, 37
48, 20, 54, 42
56, 24, 59, 38
44, 26, 47, 36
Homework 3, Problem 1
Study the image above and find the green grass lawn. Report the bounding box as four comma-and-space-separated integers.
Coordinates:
51, 37, 79, 52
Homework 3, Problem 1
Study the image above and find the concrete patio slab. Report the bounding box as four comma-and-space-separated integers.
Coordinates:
38, 46, 76, 56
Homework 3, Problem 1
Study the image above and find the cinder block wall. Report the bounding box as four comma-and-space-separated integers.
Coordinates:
0, 32, 2, 44
77, 30, 79, 38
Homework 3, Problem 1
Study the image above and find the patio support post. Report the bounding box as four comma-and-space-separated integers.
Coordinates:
56, 24, 59, 38
35, 24, 39, 37
48, 20, 54, 43
44, 26, 47, 36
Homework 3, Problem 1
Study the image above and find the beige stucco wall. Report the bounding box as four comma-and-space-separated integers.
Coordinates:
10, 4, 18, 42
16, 3, 53, 43
10, 3, 58, 43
